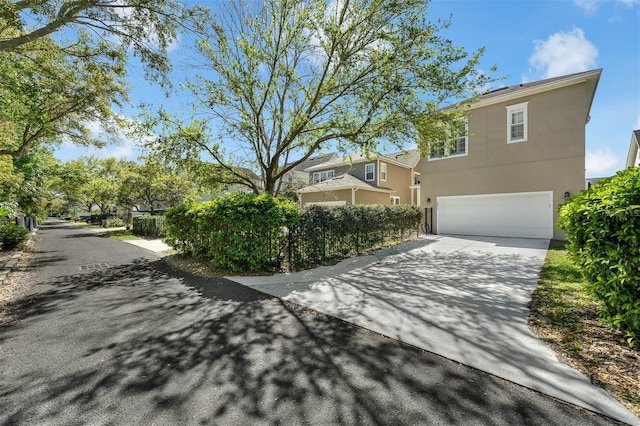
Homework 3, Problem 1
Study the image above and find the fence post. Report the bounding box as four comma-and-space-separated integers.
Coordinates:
287, 225, 293, 268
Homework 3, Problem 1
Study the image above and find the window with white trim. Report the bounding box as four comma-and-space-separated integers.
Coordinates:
312, 170, 335, 184
365, 163, 375, 181
428, 119, 468, 160
390, 196, 400, 205
506, 102, 528, 143
380, 162, 387, 181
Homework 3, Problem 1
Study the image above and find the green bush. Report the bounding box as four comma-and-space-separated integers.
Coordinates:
106, 218, 124, 228
0, 222, 29, 251
165, 193, 299, 272
133, 215, 167, 237
558, 166, 640, 346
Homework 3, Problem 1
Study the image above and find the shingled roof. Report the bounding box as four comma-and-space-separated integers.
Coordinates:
297, 173, 393, 194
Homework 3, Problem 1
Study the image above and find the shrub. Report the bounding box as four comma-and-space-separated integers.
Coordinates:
165, 193, 299, 272
0, 222, 29, 251
106, 218, 124, 228
133, 215, 167, 237
558, 166, 640, 346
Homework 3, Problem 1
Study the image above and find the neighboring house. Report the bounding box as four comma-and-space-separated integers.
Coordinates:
277, 152, 339, 194
418, 68, 602, 240
626, 129, 640, 168
297, 150, 420, 206
219, 167, 263, 195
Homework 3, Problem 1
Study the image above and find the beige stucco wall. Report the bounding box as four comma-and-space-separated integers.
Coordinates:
354, 190, 391, 205
300, 189, 352, 205
419, 82, 590, 240
380, 161, 412, 204
299, 188, 393, 206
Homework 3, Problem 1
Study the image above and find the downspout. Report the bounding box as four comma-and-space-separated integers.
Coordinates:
410, 167, 414, 205
352, 187, 358, 205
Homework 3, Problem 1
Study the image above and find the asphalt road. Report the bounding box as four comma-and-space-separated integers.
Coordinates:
0, 219, 621, 425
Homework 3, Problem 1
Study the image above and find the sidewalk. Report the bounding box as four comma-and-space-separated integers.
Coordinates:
88, 226, 171, 253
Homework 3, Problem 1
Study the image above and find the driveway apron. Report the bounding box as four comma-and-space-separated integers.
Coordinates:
229, 235, 639, 425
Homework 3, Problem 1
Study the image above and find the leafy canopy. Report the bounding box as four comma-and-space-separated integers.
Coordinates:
0, 0, 196, 84
117, 157, 196, 212
0, 34, 128, 158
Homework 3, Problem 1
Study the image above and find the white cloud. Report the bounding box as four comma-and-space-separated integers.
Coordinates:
573, 0, 600, 13
585, 147, 621, 177
529, 28, 598, 79
86, 140, 137, 160
574, 0, 640, 12
56, 116, 143, 161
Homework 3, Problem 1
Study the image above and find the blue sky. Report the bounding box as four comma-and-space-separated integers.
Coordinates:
55, 0, 640, 178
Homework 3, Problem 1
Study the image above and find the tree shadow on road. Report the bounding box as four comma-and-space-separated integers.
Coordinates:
0, 258, 615, 425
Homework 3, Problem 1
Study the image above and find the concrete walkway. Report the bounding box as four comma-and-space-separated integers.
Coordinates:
88, 226, 171, 253
227, 235, 639, 425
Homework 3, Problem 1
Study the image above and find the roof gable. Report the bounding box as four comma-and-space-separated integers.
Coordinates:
291, 152, 339, 172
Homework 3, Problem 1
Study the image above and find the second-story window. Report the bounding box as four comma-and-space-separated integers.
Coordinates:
312, 170, 335, 184
506, 102, 528, 143
365, 163, 375, 181
428, 118, 468, 160
429, 141, 446, 159
380, 162, 387, 181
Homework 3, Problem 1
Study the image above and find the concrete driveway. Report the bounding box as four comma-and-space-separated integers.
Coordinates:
228, 235, 639, 425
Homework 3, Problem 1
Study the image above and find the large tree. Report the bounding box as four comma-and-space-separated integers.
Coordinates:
12, 147, 60, 216
154, 0, 493, 195
117, 157, 195, 214
56, 157, 126, 215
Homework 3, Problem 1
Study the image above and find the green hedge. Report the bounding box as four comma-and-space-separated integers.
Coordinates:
106, 218, 124, 228
133, 215, 167, 237
558, 166, 640, 346
165, 196, 421, 273
0, 222, 29, 251
288, 204, 422, 266
165, 193, 299, 272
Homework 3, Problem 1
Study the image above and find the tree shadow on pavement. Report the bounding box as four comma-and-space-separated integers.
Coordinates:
0, 258, 616, 425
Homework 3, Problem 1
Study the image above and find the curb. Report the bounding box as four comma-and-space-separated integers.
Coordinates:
0, 230, 36, 287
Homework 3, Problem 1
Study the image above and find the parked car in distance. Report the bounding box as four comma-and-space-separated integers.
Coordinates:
76, 213, 92, 222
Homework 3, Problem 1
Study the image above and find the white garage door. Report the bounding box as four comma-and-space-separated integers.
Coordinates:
437, 191, 553, 239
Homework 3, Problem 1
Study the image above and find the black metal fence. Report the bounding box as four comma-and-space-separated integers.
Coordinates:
133, 216, 166, 237
284, 207, 420, 270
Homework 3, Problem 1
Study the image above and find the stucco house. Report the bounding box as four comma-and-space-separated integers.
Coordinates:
626, 129, 640, 168
419, 68, 602, 240
297, 151, 420, 206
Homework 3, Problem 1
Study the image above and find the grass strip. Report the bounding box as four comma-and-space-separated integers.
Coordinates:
529, 240, 640, 417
